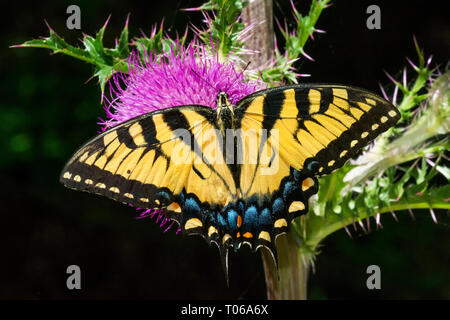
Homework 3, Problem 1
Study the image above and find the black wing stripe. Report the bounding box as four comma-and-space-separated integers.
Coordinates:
116, 125, 138, 149
163, 110, 202, 159
295, 88, 310, 118
318, 87, 333, 113
140, 117, 159, 146
262, 90, 284, 134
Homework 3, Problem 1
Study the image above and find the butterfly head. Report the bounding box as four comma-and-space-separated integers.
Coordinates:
216, 91, 234, 125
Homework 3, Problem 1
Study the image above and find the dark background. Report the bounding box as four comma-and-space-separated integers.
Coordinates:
1, 0, 449, 299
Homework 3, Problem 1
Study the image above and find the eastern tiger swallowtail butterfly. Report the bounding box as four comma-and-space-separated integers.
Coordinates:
60, 84, 400, 277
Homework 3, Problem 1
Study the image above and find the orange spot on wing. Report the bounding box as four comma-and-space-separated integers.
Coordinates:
302, 177, 314, 190
237, 215, 242, 228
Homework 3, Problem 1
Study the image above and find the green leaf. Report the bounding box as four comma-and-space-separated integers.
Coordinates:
12, 17, 167, 95
117, 16, 130, 58
15, 27, 94, 64
192, 0, 249, 60
259, 0, 331, 86
107, 15, 130, 59
304, 185, 450, 250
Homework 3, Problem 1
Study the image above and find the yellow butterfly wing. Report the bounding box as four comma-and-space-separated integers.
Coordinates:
60, 106, 236, 232
233, 84, 400, 232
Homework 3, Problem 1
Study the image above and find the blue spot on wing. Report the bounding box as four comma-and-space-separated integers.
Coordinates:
293, 169, 301, 181
272, 198, 284, 215
259, 208, 272, 226
184, 198, 200, 215
156, 191, 170, 202
243, 206, 257, 229
283, 181, 295, 200
217, 214, 227, 227
227, 209, 238, 230
306, 160, 320, 172
238, 201, 245, 212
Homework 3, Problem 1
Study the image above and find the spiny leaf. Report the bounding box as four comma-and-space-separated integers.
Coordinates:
294, 53, 448, 252
12, 16, 159, 96
259, 0, 331, 86
117, 15, 130, 58
15, 27, 94, 64
188, 0, 249, 59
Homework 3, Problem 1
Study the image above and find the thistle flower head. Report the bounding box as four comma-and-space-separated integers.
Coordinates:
100, 42, 266, 129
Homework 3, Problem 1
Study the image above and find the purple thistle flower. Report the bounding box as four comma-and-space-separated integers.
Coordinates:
135, 208, 182, 234
100, 42, 266, 129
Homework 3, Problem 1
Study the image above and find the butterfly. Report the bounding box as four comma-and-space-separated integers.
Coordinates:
60, 83, 400, 277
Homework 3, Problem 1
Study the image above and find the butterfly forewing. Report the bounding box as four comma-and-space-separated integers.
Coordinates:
235, 84, 400, 177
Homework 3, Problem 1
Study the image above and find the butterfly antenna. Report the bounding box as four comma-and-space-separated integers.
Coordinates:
242, 60, 251, 73
224, 61, 252, 92
190, 68, 218, 92
236, 61, 251, 80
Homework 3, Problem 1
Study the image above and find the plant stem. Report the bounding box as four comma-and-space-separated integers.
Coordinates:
261, 232, 309, 299
305, 186, 450, 250
241, 0, 274, 67
278, 232, 309, 300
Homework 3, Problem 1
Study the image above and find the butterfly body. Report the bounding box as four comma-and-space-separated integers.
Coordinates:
60, 84, 400, 276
